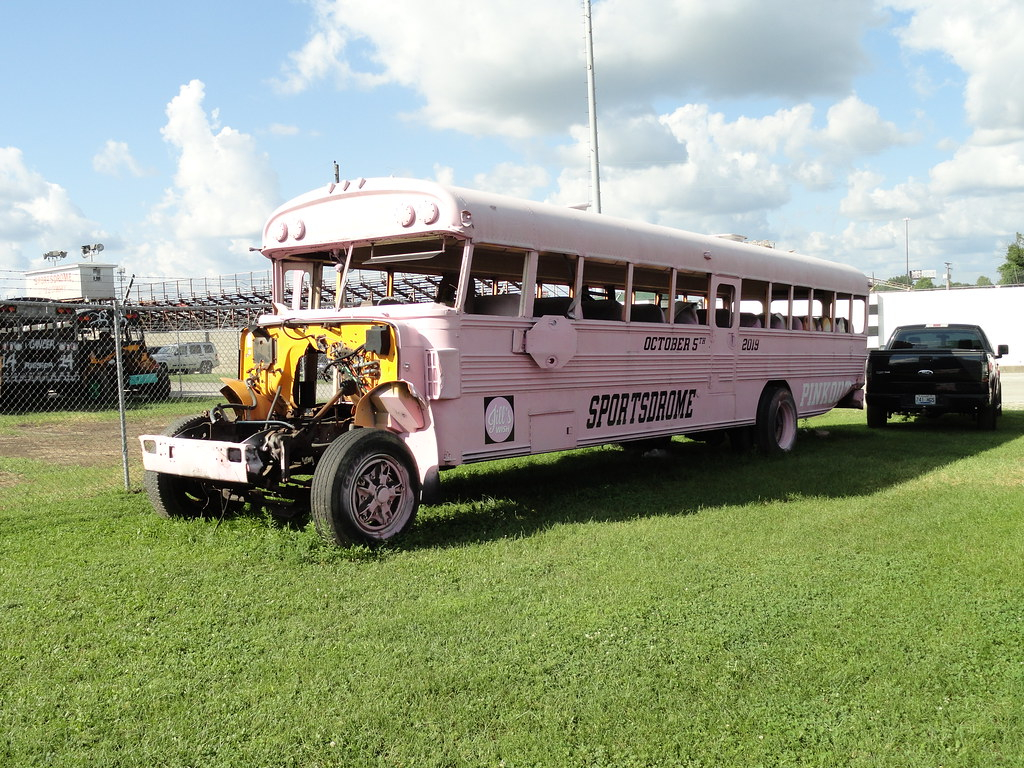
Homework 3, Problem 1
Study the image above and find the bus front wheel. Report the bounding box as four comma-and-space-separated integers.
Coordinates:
756, 387, 798, 454
144, 414, 225, 518
311, 429, 420, 547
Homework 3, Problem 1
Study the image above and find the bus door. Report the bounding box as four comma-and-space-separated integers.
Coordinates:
708, 277, 739, 397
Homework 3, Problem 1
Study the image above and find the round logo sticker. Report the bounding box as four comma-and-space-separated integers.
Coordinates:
484, 396, 515, 444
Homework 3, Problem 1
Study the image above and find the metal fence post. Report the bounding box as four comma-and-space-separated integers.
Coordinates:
111, 306, 131, 491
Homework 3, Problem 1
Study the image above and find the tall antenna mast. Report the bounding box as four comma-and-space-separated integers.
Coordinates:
584, 0, 601, 213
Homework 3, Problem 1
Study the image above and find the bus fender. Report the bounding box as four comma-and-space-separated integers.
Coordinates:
523, 316, 578, 369
354, 380, 429, 433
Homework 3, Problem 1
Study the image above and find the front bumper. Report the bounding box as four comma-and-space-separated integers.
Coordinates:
139, 435, 263, 484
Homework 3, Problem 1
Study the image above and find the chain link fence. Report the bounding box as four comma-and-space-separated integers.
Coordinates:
0, 300, 265, 489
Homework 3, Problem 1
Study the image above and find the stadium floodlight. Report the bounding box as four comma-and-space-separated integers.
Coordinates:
80, 243, 105, 260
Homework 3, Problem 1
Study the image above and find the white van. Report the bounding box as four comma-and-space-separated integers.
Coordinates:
152, 342, 219, 374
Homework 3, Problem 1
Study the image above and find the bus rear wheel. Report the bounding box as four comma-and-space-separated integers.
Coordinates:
311, 429, 420, 547
756, 387, 798, 454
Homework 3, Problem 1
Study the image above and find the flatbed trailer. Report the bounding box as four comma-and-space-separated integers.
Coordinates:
0, 300, 170, 407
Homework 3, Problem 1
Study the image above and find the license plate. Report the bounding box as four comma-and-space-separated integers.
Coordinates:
915, 394, 936, 405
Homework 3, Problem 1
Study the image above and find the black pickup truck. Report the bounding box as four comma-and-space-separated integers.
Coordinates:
866, 323, 1008, 429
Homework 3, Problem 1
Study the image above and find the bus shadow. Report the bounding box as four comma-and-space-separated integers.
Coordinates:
404, 411, 1022, 550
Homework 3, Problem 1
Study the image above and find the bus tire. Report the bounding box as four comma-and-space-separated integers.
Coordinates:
756, 387, 798, 454
866, 404, 887, 428
144, 414, 223, 519
311, 429, 420, 547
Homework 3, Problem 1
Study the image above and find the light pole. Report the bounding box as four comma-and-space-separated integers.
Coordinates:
903, 217, 910, 290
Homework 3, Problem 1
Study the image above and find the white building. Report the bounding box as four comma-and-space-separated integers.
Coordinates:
24, 262, 117, 302
870, 286, 1023, 368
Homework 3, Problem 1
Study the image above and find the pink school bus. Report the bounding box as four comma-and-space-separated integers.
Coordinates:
140, 177, 868, 546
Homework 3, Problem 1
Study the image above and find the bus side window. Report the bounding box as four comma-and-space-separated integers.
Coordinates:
740, 278, 768, 329
629, 265, 670, 323
713, 283, 735, 327
675, 303, 699, 324
464, 246, 527, 316
672, 270, 710, 325
580, 258, 627, 321
533, 251, 577, 317
791, 286, 813, 331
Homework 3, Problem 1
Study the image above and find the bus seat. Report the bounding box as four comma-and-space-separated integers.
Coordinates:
468, 293, 520, 316
714, 308, 732, 327
821, 317, 832, 332
674, 303, 699, 324
532, 296, 573, 316
790, 316, 803, 330
739, 312, 762, 328
581, 300, 624, 320
629, 304, 664, 323
835, 317, 848, 333
770, 313, 786, 329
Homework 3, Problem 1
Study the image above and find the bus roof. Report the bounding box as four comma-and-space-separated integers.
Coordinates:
262, 177, 868, 294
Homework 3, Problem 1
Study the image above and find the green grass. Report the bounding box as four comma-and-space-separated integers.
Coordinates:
1, 407, 1023, 767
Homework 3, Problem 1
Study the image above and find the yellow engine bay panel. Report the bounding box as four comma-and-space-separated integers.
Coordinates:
223, 322, 398, 420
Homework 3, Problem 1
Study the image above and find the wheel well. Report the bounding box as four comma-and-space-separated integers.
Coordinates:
763, 379, 791, 396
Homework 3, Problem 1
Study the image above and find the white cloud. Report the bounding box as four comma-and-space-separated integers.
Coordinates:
92, 140, 146, 178
276, 0, 876, 138
929, 139, 1024, 196
819, 95, 916, 157
470, 163, 549, 200
0, 147, 102, 271
272, 0, 390, 95
892, 0, 1024, 131
141, 80, 278, 277
839, 170, 930, 220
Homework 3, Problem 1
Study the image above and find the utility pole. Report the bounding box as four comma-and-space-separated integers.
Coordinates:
584, 0, 601, 213
903, 218, 911, 290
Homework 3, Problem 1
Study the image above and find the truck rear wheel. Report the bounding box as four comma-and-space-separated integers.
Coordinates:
311, 429, 420, 546
755, 386, 797, 454
144, 414, 224, 519
866, 404, 887, 428
977, 402, 997, 430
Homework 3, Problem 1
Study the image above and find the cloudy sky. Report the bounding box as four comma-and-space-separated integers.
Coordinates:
3, 0, 1023, 296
